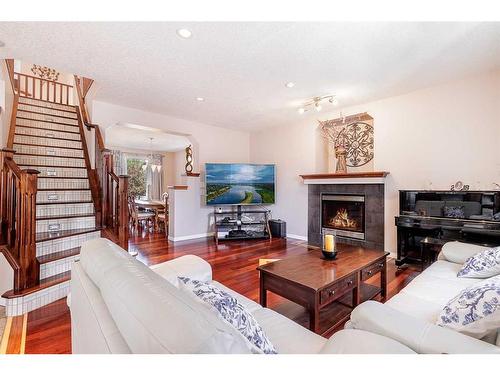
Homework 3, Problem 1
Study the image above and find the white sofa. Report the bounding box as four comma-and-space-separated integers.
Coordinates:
348, 241, 500, 354
70, 238, 413, 354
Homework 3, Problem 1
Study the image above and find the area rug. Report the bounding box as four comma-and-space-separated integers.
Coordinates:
0, 306, 6, 342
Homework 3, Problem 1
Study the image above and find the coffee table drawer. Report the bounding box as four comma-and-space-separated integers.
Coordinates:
361, 260, 385, 281
320, 274, 357, 305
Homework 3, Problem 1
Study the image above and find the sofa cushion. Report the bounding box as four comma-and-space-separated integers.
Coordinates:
437, 275, 500, 339
319, 329, 415, 354
457, 246, 500, 279
441, 241, 489, 265
251, 308, 327, 354
385, 292, 445, 323
178, 277, 277, 354
150, 255, 212, 287
396, 261, 478, 304
71, 262, 131, 354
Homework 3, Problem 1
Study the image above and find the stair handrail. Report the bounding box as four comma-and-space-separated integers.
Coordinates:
73, 75, 129, 250
0, 148, 39, 292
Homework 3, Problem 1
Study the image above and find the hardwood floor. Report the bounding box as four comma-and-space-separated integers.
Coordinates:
11, 231, 420, 354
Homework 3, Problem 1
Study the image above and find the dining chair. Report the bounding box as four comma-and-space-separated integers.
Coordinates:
156, 192, 169, 238
128, 195, 155, 234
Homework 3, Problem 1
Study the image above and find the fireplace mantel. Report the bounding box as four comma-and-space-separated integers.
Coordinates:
300, 171, 389, 185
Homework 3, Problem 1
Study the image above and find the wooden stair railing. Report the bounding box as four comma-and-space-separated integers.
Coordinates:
0, 148, 39, 292
13, 72, 73, 105
74, 75, 129, 250
103, 153, 129, 250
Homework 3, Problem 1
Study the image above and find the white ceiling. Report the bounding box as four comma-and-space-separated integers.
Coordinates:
0, 22, 499, 131
105, 123, 191, 152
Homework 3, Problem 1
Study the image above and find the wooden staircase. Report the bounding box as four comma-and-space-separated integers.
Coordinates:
0, 63, 129, 316
2, 97, 101, 315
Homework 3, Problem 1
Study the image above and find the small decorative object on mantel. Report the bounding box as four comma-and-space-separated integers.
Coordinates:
322, 233, 338, 260
450, 181, 469, 191
319, 112, 374, 174
185, 145, 193, 173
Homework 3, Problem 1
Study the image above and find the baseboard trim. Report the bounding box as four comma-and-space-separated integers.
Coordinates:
286, 234, 308, 241
168, 232, 214, 242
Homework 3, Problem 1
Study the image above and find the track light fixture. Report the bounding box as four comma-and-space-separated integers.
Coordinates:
297, 94, 338, 114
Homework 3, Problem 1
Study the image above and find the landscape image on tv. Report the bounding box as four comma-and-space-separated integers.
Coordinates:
206, 163, 275, 205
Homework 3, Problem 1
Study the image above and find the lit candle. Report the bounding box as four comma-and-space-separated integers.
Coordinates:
324, 234, 335, 252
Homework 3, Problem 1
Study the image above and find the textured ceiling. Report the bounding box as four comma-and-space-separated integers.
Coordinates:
0, 22, 499, 131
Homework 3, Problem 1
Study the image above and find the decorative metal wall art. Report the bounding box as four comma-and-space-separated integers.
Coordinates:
340, 122, 374, 167
185, 145, 193, 173
319, 112, 374, 172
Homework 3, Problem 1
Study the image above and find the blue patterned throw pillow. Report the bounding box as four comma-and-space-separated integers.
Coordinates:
457, 246, 500, 278
437, 275, 500, 338
178, 277, 277, 354
443, 206, 465, 219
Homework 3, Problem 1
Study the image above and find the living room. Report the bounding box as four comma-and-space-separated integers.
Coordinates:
1, 1, 500, 373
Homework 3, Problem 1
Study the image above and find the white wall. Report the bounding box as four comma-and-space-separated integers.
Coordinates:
90, 100, 251, 239
250, 70, 500, 252
91, 101, 250, 172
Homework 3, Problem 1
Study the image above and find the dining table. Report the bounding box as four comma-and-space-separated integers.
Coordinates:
134, 199, 165, 211
134, 199, 166, 232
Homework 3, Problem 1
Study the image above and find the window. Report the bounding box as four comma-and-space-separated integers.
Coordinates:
126, 158, 147, 198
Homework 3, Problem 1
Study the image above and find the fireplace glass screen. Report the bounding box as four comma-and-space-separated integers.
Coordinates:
321, 194, 365, 238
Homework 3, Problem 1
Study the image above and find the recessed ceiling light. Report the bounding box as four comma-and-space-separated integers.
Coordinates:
285, 82, 295, 88
196, 97, 205, 102
176, 28, 192, 39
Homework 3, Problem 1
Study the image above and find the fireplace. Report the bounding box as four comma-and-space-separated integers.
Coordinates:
321, 194, 365, 240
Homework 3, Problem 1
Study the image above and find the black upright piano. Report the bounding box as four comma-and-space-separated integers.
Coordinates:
395, 190, 500, 267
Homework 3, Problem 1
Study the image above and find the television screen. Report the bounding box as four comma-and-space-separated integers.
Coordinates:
205, 163, 275, 205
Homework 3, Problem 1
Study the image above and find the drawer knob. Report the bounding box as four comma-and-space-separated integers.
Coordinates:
329, 290, 335, 296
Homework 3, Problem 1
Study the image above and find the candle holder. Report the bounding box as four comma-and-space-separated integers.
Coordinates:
321, 232, 338, 260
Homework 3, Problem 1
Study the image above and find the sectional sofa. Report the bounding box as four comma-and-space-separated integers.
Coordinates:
70, 238, 412, 354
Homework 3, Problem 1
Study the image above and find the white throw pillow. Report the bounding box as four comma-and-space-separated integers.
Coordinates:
437, 275, 500, 339
178, 277, 278, 354
457, 246, 500, 278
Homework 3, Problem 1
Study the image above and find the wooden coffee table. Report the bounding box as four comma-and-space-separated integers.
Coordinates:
257, 244, 389, 336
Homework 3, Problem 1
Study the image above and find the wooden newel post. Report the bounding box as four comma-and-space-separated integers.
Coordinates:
18, 168, 39, 290
0, 148, 15, 243
118, 175, 129, 251
102, 152, 113, 228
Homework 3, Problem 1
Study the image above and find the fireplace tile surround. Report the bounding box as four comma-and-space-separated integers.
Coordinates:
308, 183, 385, 250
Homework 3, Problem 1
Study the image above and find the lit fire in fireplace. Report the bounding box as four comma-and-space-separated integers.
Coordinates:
328, 208, 358, 229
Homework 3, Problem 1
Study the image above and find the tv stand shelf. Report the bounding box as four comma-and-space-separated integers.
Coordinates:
213, 205, 272, 245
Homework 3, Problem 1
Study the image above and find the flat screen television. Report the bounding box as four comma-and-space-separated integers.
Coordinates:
205, 163, 275, 205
